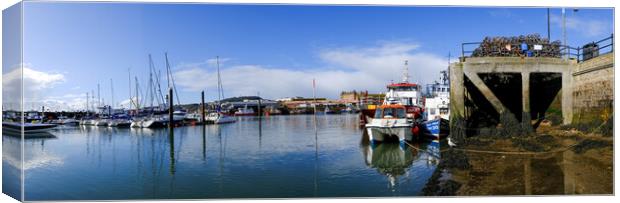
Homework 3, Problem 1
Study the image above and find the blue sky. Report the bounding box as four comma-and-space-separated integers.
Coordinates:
6, 2, 614, 111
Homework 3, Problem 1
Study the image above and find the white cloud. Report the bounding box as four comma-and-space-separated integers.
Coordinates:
2, 64, 66, 110
174, 41, 448, 99
550, 14, 610, 37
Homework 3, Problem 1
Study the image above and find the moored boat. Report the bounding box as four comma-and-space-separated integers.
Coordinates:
206, 112, 236, 124
234, 105, 255, 116
422, 69, 450, 140
365, 104, 413, 144
420, 118, 449, 140
2, 122, 58, 134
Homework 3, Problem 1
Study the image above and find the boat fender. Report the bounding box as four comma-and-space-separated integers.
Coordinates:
412, 125, 420, 136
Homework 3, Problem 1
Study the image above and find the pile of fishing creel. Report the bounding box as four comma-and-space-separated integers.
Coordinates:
471, 33, 562, 58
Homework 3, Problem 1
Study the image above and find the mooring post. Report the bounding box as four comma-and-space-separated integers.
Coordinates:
169, 88, 174, 130
201, 90, 205, 124
258, 97, 262, 117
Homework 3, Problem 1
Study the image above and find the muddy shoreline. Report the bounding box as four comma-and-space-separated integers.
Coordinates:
422, 125, 613, 196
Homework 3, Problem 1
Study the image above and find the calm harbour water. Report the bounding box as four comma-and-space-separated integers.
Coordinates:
3, 114, 440, 200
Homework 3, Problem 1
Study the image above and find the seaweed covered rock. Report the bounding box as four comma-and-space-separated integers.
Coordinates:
573, 139, 612, 154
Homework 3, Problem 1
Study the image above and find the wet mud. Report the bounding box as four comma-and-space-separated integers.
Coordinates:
423, 125, 613, 196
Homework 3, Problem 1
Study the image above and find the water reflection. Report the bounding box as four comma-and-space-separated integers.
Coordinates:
3, 135, 63, 171
362, 143, 418, 190
360, 130, 441, 191
7, 115, 443, 200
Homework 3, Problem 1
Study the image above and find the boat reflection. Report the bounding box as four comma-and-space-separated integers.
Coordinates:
361, 129, 442, 190
362, 141, 419, 190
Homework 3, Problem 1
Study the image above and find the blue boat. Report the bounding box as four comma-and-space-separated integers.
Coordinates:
420, 118, 449, 140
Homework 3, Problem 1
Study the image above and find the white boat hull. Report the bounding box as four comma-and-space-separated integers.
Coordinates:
130, 120, 143, 128
366, 126, 412, 143
215, 116, 236, 124
95, 120, 109, 126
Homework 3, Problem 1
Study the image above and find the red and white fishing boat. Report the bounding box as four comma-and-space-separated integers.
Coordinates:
384, 60, 425, 122
364, 61, 425, 144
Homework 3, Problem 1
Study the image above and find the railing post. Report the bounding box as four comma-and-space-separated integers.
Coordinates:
611, 33, 614, 52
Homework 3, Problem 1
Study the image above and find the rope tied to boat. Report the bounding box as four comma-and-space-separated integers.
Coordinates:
403, 139, 583, 156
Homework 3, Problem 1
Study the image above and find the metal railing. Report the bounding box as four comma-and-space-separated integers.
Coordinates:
461, 34, 613, 62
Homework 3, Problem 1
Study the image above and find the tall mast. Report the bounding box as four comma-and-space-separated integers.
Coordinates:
148, 54, 154, 108
165, 53, 181, 105
97, 83, 101, 107
217, 56, 224, 100
165, 52, 171, 90
110, 78, 115, 109
129, 68, 132, 110
135, 76, 140, 110
86, 92, 89, 113
91, 90, 95, 112
402, 60, 409, 83
149, 54, 165, 106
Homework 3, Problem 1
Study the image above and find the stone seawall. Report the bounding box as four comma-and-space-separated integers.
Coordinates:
572, 53, 614, 125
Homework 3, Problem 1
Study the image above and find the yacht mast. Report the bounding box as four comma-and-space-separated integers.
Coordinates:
129, 68, 132, 110
97, 83, 101, 108
110, 78, 115, 109
86, 92, 89, 114
217, 56, 224, 100
135, 77, 140, 110
165, 53, 181, 105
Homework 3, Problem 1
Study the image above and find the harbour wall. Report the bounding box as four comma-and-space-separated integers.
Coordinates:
450, 54, 613, 141
571, 53, 614, 125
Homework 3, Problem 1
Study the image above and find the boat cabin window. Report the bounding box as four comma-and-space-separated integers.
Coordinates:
391, 86, 417, 91
375, 107, 406, 119
374, 108, 383, 118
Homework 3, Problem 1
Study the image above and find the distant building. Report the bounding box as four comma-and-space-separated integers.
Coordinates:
341, 90, 384, 104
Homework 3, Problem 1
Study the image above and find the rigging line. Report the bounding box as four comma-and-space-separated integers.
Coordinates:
154, 68, 165, 106
165, 53, 181, 105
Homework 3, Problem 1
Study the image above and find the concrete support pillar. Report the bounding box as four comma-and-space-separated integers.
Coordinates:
522, 72, 533, 133
522, 72, 530, 113
561, 71, 573, 125
449, 63, 466, 142
450, 63, 465, 118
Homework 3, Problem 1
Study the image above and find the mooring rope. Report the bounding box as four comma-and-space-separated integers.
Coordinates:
403, 139, 583, 156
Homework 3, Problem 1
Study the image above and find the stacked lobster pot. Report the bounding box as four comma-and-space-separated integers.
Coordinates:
471, 34, 562, 58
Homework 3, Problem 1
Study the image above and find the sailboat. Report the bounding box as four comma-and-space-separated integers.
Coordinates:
138, 54, 170, 128
206, 56, 236, 124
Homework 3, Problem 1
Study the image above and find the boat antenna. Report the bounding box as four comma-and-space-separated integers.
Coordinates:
402, 60, 409, 83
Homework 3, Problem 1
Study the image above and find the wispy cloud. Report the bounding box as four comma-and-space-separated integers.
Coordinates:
173, 41, 448, 100
550, 14, 610, 37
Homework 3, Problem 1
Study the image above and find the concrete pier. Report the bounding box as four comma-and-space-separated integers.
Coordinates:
450, 54, 613, 141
